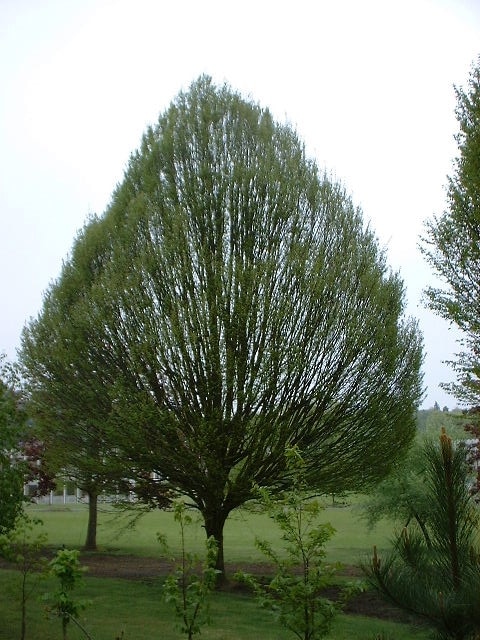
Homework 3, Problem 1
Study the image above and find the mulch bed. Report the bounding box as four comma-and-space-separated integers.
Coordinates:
0, 552, 426, 628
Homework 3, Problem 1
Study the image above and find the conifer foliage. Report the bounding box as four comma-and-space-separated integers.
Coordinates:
365, 431, 480, 640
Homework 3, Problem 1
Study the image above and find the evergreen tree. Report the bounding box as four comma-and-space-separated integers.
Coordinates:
365, 430, 480, 640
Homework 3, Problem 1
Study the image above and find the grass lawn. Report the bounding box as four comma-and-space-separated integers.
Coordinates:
25, 496, 392, 567
0, 497, 429, 639
0, 569, 430, 640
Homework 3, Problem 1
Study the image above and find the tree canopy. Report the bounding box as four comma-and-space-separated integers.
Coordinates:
21, 77, 423, 574
421, 56, 480, 406
20, 219, 170, 550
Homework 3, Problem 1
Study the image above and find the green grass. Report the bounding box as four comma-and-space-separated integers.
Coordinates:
0, 570, 430, 640
0, 497, 430, 639
26, 496, 393, 567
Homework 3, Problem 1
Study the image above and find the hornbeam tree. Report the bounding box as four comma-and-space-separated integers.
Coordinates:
21, 77, 423, 577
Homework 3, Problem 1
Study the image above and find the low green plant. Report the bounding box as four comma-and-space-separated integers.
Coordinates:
158, 500, 219, 639
236, 447, 354, 640
43, 547, 92, 640
0, 513, 48, 640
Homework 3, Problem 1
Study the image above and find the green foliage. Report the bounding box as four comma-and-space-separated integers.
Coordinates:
0, 514, 47, 565
0, 462, 24, 535
21, 76, 423, 577
364, 431, 480, 640
19, 219, 143, 550
0, 513, 48, 640
364, 409, 474, 538
420, 56, 480, 406
43, 548, 92, 640
360, 442, 432, 541
417, 407, 470, 441
158, 500, 219, 639
236, 447, 353, 640
0, 354, 28, 535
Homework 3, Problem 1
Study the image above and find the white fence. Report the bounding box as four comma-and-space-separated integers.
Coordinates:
26, 484, 134, 505
27, 484, 85, 505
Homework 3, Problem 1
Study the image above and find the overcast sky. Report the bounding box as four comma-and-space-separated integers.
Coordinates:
1, 0, 479, 409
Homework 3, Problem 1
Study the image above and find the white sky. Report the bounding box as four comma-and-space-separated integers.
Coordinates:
1, 0, 479, 409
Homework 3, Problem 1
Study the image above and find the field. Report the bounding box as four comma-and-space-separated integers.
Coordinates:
23, 497, 395, 563
0, 498, 431, 640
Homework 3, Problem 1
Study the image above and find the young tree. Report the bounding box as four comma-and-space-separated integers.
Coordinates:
21, 77, 423, 577
365, 430, 480, 639
420, 56, 480, 406
236, 447, 345, 640
44, 548, 92, 640
159, 500, 218, 640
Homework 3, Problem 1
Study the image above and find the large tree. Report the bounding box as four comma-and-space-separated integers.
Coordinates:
21, 219, 115, 550
421, 56, 480, 406
21, 77, 423, 575
21, 219, 171, 550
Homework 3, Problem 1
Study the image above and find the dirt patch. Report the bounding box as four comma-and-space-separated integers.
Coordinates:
81, 553, 175, 580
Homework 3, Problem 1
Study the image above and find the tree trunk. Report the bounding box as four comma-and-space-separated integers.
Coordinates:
203, 508, 228, 584
84, 491, 98, 551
